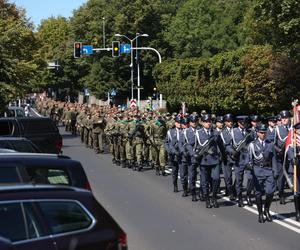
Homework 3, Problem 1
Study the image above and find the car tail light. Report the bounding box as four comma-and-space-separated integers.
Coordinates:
85, 181, 92, 191
118, 231, 127, 250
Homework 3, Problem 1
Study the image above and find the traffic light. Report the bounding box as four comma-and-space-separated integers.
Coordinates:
74, 42, 82, 58
112, 41, 120, 57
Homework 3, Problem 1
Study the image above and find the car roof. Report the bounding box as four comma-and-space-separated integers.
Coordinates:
0, 149, 17, 153
0, 153, 70, 160
0, 137, 31, 141
0, 184, 90, 195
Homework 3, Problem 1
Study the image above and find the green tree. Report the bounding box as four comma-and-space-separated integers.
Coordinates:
0, 0, 42, 111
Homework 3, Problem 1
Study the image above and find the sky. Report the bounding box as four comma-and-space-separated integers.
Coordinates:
13, 0, 87, 28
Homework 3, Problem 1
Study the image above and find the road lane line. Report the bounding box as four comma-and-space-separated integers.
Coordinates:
165, 166, 300, 233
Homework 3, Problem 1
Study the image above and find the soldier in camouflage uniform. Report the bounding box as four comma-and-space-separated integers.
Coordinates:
104, 114, 118, 163
76, 106, 87, 143
83, 112, 92, 148
149, 115, 167, 175
118, 113, 129, 168
92, 110, 106, 154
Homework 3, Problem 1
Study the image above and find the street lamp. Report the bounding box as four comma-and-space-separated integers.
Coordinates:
114, 33, 149, 101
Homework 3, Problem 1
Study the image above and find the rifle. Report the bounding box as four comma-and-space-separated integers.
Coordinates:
231, 133, 253, 160
194, 135, 217, 160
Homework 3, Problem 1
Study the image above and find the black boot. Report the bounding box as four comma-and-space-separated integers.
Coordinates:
198, 188, 205, 201
246, 193, 253, 206
121, 161, 126, 168
173, 182, 178, 193
182, 184, 188, 197
256, 197, 265, 223
264, 195, 273, 222
294, 195, 300, 221
205, 195, 212, 208
212, 181, 219, 208
279, 193, 286, 205
238, 194, 244, 207
116, 160, 121, 166
155, 166, 160, 176
191, 189, 197, 202
229, 186, 235, 201
137, 162, 143, 171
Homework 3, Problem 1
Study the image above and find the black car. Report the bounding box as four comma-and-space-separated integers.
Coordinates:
0, 153, 91, 190
0, 137, 41, 153
0, 185, 128, 250
0, 117, 62, 154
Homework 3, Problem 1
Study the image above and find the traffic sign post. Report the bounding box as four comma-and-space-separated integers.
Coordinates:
120, 44, 131, 54
130, 99, 137, 109
82, 45, 93, 55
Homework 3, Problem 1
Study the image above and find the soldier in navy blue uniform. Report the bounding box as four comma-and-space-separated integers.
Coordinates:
195, 114, 222, 208
266, 116, 277, 143
274, 110, 291, 204
220, 114, 235, 200
286, 122, 300, 221
180, 115, 199, 201
165, 116, 182, 193
248, 124, 278, 223
178, 117, 190, 197
250, 115, 260, 139
227, 116, 254, 207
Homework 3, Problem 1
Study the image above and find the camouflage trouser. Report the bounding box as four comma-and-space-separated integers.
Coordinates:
92, 132, 104, 153
125, 140, 134, 161
83, 127, 89, 146
133, 139, 143, 165
79, 126, 84, 142
119, 140, 127, 162
88, 129, 93, 148
143, 143, 150, 162
151, 140, 166, 171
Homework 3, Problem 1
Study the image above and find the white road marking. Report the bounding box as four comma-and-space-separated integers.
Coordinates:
165, 166, 300, 234
31, 108, 42, 117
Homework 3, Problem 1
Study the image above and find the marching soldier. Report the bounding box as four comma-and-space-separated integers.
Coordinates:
286, 122, 300, 221
274, 110, 291, 204
165, 116, 182, 193
227, 116, 254, 207
220, 114, 235, 200
149, 115, 167, 176
181, 114, 199, 201
92, 110, 106, 154
195, 114, 222, 208
248, 124, 278, 223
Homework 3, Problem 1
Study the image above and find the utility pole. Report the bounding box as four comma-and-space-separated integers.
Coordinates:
102, 17, 106, 48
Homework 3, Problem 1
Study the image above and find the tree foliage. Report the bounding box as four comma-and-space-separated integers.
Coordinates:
153, 45, 300, 114
0, 0, 42, 110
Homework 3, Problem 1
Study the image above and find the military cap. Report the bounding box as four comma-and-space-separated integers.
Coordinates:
172, 112, 177, 116
175, 115, 182, 123
267, 116, 277, 122
216, 116, 224, 123
277, 114, 282, 121
279, 110, 291, 118
189, 115, 199, 122
166, 112, 171, 117
181, 117, 190, 124
236, 115, 249, 123
223, 114, 234, 122
201, 114, 212, 122
250, 115, 260, 122
294, 122, 300, 130
256, 124, 268, 133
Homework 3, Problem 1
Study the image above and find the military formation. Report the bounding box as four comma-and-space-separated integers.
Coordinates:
36, 98, 300, 223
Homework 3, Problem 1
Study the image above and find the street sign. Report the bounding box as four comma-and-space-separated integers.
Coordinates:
120, 44, 131, 54
84, 88, 90, 96
110, 89, 117, 96
82, 45, 93, 55
130, 99, 137, 108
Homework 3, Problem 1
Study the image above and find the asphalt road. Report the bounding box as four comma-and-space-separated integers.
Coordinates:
59, 127, 300, 250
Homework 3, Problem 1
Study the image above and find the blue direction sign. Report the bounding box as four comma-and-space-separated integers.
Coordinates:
110, 89, 117, 96
120, 44, 131, 54
82, 45, 93, 55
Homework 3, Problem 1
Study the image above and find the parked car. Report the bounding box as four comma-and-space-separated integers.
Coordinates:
0, 185, 128, 250
0, 153, 91, 190
0, 137, 41, 153
0, 117, 62, 154
6, 106, 25, 118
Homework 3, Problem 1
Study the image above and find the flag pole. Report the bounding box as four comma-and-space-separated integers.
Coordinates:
292, 100, 298, 195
